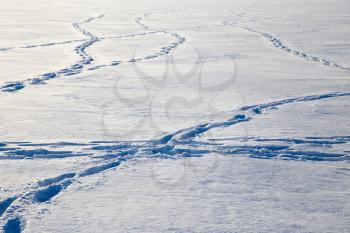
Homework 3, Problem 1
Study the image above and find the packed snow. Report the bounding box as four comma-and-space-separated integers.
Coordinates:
0, 0, 349, 232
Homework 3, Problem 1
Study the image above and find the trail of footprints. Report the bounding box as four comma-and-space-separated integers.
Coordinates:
224, 11, 350, 71
0, 15, 104, 93
0, 39, 87, 53
1, 90, 350, 232
1, 9, 349, 94
1, 10, 350, 232
0, 12, 186, 93
0, 159, 122, 232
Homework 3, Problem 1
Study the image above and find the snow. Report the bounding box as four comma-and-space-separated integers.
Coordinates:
24, 156, 350, 233
0, 0, 350, 232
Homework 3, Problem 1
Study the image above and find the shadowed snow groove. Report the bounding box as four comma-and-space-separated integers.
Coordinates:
0, 148, 90, 160
240, 92, 350, 112
217, 145, 348, 161
0, 197, 17, 217
33, 185, 63, 203
33, 179, 72, 203
157, 114, 250, 144
79, 161, 121, 177
38, 173, 76, 187
3, 217, 22, 233
210, 136, 350, 146
0, 39, 85, 53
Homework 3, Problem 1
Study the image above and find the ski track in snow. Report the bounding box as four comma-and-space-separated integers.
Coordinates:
224, 11, 350, 71
1, 91, 350, 232
0, 12, 186, 94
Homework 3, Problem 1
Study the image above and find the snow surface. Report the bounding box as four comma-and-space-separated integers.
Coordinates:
0, 0, 349, 232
